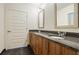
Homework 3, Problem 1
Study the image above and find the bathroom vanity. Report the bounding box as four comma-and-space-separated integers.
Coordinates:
29, 30, 79, 55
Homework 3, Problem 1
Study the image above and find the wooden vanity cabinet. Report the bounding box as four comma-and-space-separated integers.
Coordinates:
29, 32, 78, 55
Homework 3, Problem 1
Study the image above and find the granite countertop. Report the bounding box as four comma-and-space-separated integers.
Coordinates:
32, 32, 79, 51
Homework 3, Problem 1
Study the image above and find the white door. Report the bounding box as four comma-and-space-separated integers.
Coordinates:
5, 9, 28, 49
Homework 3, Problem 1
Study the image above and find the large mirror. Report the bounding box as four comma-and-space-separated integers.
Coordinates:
56, 3, 79, 28
38, 9, 44, 28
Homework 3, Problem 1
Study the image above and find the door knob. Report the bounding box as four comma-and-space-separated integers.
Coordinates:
8, 31, 11, 32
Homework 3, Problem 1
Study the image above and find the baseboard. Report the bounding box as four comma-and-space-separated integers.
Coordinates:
6, 44, 29, 50
0, 49, 6, 55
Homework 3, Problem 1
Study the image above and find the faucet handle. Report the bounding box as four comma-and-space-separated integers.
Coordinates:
58, 31, 61, 37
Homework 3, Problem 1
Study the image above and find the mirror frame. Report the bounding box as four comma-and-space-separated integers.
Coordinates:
38, 9, 45, 28
55, 3, 79, 29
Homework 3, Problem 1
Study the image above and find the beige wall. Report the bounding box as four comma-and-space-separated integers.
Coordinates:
27, 3, 56, 30
0, 4, 4, 53
42, 4, 55, 30
27, 5, 39, 29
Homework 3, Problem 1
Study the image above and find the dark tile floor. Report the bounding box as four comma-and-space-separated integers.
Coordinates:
1, 47, 34, 55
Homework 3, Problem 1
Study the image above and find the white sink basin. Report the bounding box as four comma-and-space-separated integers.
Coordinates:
50, 36, 64, 40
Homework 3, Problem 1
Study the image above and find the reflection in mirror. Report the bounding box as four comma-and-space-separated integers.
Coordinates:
56, 3, 78, 28
68, 12, 74, 25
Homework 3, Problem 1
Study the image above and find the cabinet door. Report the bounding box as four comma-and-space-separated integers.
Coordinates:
31, 34, 36, 54
33, 34, 41, 55
38, 36, 43, 55
29, 33, 43, 55
48, 40, 62, 55
55, 42, 62, 55
42, 37, 48, 55
35, 35, 39, 55
62, 45, 77, 55
48, 40, 56, 55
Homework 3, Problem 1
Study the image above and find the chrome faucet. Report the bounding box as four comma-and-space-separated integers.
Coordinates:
58, 31, 66, 37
